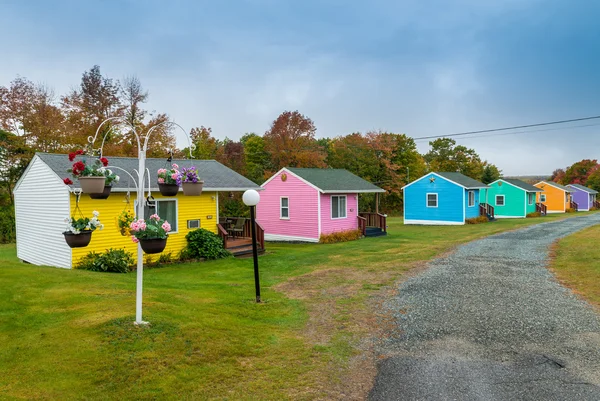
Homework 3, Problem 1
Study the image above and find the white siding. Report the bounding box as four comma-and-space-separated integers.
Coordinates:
14, 156, 72, 268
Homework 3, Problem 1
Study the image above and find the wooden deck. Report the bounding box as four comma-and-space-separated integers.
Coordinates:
218, 218, 265, 257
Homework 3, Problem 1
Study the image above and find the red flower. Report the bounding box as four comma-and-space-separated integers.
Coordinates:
72, 161, 86, 175
76, 149, 84, 155
68, 152, 77, 162
63, 178, 73, 185
100, 157, 109, 167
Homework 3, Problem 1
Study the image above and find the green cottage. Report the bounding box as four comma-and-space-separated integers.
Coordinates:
481, 179, 543, 218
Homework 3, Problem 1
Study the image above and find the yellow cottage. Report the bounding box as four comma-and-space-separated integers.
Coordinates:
14, 153, 260, 269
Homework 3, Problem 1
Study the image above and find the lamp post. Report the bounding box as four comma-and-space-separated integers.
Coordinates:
242, 189, 261, 303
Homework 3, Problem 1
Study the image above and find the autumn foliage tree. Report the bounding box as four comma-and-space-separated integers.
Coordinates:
264, 110, 326, 171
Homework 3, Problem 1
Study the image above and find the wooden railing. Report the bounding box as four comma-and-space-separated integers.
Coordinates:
357, 215, 367, 236
479, 203, 495, 219
594, 200, 600, 209
536, 203, 547, 215
218, 218, 265, 250
570, 201, 579, 211
359, 212, 387, 232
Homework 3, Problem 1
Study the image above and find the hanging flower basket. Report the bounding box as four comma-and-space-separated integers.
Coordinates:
139, 238, 168, 254
89, 185, 112, 199
63, 231, 93, 248
78, 177, 106, 194
158, 183, 179, 196
182, 181, 204, 196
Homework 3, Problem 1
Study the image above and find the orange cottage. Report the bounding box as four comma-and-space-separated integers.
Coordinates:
534, 181, 572, 213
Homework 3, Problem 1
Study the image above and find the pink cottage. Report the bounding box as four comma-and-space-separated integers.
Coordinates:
257, 168, 387, 242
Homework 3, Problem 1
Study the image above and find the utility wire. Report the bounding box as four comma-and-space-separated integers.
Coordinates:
412, 115, 600, 141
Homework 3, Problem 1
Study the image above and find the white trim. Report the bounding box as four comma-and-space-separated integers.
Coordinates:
109, 186, 262, 193
14, 155, 66, 194
567, 184, 598, 194
261, 168, 324, 193
527, 192, 535, 205
496, 195, 505, 206
426, 193, 438, 208
495, 215, 526, 219
138, 198, 179, 234
547, 210, 564, 214
489, 179, 544, 193
462, 189, 465, 223
322, 189, 385, 193
264, 233, 319, 242
317, 192, 321, 236
579, 208, 590, 212
534, 181, 570, 193
402, 172, 488, 190
261, 167, 384, 193
331, 195, 347, 219
280, 196, 290, 220
404, 219, 464, 226
468, 190, 475, 207
216, 191, 220, 225
540, 194, 547, 202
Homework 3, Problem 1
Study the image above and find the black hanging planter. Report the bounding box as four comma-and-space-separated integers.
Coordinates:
63, 231, 93, 248
139, 238, 168, 254
158, 183, 179, 196
89, 185, 112, 200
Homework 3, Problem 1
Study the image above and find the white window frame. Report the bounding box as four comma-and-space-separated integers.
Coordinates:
540, 194, 546, 202
496, 195, 505, 206
331, 195, 347, 219
280, 197, 290, 220
528, 193, 534, 205
426, 193, 438, 208
139, 198, 179, 234
468, 191, 475, 207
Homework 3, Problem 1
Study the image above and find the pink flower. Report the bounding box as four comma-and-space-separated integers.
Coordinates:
130, 221, 140, 231
150, 214, 160, 221
172, 163, 179, 169
138, 221, 147, 230
131, 236, 139, 243
162, 221, 171, 232
158, 168, 166, 174
171, 173, 178, 180
158, 177, 165, 184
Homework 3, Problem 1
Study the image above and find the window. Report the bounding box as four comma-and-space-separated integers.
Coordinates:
331, 195, 347, 219
540, 194, 546, 202
496, 195, 505, 206
468, 191, 475, 207
426, 193, 438, 208
528, 193, 535, 205
145, 199, 178, 233
280, 197, 289, 219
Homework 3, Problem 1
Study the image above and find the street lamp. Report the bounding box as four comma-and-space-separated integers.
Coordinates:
242, 189, 261, 303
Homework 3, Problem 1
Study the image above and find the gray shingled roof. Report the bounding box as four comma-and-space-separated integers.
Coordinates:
538, 181, 571, 192
435, 172, 488, 188
567, 183, 598, 194
286, 168, 385, 193
501, 178, 543, 192
36, 153, 261, 192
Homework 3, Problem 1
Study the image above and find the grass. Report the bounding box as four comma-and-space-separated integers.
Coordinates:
550, 223, 600, 308
0, 211, 596, 400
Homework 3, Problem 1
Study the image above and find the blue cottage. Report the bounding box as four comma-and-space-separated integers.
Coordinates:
402, 172, 489, 225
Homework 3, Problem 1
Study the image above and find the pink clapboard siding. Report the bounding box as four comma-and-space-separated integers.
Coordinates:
320, 193, 358, 234
256, 170, 320, 241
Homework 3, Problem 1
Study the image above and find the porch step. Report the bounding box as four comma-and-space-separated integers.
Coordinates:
365, 227, 387, 237
230, 245, 265, 258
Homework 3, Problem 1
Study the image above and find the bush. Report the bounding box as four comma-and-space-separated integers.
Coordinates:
590, 206, 598, 211
526, 212, 542, 218
157, 252, 173, 264
566, 208, 576, 213
319, 229, 362, 244
77, 248, 135, 273
0, 206, 16, 243
185, 228, 231, 260
465, 215, 489, 224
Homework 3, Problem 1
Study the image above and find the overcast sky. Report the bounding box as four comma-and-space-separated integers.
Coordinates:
2, 0, 599, 175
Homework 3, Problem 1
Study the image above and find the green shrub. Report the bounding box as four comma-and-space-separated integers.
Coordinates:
185, 228, 231, 260
566, 208, 576, 213
590, 206, 598, 211
526, 212, 542, 218
0, 206, 16, 243
76, 248, 135, 273
465, 215, 489, 224
319, 229, 362, 244
157, 252, 173, 264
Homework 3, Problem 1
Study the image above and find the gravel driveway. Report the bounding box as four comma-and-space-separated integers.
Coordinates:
369, 214, 600, 401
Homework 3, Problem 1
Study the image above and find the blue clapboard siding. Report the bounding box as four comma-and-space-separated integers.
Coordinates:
465, 188, 481, 218
404, 174, 464, 223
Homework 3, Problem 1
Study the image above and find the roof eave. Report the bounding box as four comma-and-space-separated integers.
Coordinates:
321, 189, 386, 194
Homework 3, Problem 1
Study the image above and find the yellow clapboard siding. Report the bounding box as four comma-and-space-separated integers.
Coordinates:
71, 191, 218, 266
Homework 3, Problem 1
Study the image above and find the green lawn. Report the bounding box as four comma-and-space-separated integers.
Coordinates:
550, 223, 600, 309
0, 212, 596, 400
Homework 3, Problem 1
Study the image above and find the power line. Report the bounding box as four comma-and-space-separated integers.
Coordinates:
411, 115, 600, 141
413, 122, 600, 142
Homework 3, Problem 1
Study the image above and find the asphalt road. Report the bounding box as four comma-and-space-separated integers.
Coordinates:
369, 214, 600, 401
